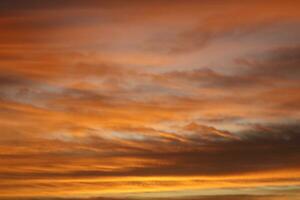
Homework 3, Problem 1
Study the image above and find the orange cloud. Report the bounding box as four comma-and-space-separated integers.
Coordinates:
0, 0, 300, 199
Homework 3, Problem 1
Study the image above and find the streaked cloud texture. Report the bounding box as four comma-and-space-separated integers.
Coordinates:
0, 0, 300, 199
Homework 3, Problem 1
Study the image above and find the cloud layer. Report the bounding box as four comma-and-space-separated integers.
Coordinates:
0, 0, 300, 199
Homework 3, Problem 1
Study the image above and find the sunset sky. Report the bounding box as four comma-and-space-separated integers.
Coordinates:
0, 0, 300, 199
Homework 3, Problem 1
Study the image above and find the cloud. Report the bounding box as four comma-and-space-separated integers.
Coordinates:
1, 123, 300, 178
239, 45, 300, 79
0, 0, 300, 199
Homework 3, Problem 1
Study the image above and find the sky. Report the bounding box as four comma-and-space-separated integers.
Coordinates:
0, 0, 300, 199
